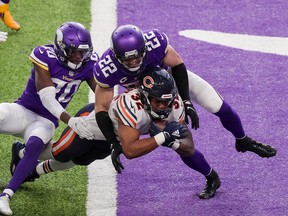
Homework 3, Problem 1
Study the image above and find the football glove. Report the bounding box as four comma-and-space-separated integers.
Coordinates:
162, 121, 187, 147
0, 31, 8, 42
68, 117, 94, 140
151, 121, 187, 149
111, 141, 124, 174
183, 100, 199, 130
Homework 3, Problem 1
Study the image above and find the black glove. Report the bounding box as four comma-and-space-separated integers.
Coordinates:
162, 121, 187, 148
111, 141, 124, 174
183, 100, 199, 130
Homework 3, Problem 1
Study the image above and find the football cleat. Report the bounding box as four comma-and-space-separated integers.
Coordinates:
25, 168, 40, 182
236, 136, 277, 158
10, 141, 25, 175
198, 169, 221, 199
0, 193, 12, 216
0, 4, 21, 31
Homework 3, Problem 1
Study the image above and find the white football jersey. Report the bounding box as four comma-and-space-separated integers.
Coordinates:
108, 89, 185, 135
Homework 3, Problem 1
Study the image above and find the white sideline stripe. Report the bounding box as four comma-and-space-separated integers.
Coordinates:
179, 29, 288, 56
86, 1, 117, 216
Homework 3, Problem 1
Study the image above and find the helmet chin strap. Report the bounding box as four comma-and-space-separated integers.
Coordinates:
67, 61, 82, 70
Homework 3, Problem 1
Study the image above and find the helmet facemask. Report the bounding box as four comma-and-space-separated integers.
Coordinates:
141, 89, 176, 119
139, 67, 177, 119
116, 46, 147, 72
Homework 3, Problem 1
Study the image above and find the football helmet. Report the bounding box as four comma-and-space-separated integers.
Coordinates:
54, 21, 93, 70
111, 24, 147, 74
139, 67, 177, 119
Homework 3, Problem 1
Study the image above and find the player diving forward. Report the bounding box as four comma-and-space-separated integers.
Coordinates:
10, 67, 221, 214
94, 25, 276, 175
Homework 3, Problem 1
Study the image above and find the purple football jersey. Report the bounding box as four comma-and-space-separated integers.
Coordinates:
93, 29, 168, 89
15, 44, 99, 127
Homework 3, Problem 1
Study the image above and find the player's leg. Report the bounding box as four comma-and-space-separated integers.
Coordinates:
0, 118, 54, 215
175, 127, 220, 199
187, 71, 276, 158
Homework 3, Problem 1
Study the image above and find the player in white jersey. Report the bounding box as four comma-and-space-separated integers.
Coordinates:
12, 67, 221, 202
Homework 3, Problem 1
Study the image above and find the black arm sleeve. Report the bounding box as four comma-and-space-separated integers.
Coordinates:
171, 63, 190, 101
96, 111, 118, 144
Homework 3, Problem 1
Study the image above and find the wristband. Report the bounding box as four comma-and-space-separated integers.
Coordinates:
154, 132, 166, 145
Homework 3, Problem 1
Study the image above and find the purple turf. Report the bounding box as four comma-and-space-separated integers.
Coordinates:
116, 1, 288, 215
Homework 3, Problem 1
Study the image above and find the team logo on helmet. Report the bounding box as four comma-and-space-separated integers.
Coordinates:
143, 76, 154, 88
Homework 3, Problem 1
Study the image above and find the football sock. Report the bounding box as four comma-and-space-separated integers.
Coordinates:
214, 100, 245, 139
6, 136, 44, 192
181, 149, 211, 176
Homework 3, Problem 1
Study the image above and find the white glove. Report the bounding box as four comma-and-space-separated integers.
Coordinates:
0, 31, 8, 42
68, 117, 94, 140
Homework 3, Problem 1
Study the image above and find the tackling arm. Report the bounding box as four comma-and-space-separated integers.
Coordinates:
162, 45, 199, 129
35, 63, 93, 139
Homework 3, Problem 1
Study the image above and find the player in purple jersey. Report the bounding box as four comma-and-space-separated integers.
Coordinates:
12, 67, 220, 202
93, 24, 276, 174
0, 21, 98, 216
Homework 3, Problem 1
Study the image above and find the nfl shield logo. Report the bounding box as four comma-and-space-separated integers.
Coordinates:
69, 71, 74, 76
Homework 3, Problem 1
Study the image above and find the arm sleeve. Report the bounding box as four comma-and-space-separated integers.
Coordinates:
38, 86, 65, 119
96, 111, 118, 144
171, 63, 190, 101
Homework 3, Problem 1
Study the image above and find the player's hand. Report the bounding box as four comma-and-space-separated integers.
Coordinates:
0, 31, 8, 42
68, 117, 94, 140
162, 121, 187, 147
111, 141, 124, 174
149, 122, 161, 137
183, 100, 199, 130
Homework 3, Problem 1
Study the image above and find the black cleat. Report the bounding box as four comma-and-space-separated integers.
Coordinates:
236, 136, 277, 158
10, 141, 25, 175
24, 168, 40, 182
198, 169, 221, 199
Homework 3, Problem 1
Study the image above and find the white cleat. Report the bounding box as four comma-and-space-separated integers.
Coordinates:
0, 194, 12, 215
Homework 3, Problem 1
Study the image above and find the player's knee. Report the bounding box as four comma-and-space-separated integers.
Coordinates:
214, 100, 234, 116
0, 107, 9, 121
178, 143, 195, 157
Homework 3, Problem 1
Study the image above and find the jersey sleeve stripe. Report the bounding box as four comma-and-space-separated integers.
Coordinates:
52, 128, 76, 156
29, 55, 49, 71
116, 95, 137, 128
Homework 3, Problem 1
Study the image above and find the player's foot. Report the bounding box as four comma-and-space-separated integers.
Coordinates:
0, 193, 12, 216
198, 169, 221, 199
25, 168, 40, 182
236, 136, 277, 158
0, 4, 21, 31
10, 141, 25, 175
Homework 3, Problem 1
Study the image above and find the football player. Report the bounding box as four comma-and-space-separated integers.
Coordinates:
94, 24, 277, 174
0, 0, 20, 30
0, 21, 98, 216
11, 67, 221, 204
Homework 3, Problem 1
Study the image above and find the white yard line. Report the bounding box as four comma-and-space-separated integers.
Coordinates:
86, 1, 117, 215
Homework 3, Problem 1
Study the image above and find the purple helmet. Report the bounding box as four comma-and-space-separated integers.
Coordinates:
139, 67, 177, 119
111, 24, 147, 74
54, 21, 93, 70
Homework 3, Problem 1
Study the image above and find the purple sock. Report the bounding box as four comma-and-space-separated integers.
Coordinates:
214, 100, 245, 139
181, 149, 211, 176
6, 136, 44, 192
